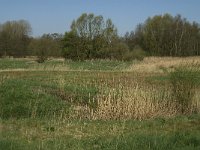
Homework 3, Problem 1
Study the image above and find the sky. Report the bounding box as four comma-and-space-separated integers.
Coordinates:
0, 0, 200, 37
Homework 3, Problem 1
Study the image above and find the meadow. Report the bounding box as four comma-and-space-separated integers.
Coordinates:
0, 57, 200, 150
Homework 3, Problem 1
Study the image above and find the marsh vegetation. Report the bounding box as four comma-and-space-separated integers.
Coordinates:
0, 57, 200, 149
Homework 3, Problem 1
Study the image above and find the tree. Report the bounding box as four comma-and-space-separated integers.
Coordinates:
28, 37, 51, 63
41, 33, 63, 57
62, 31, 86, 60
0, 20, 32, 57
28, 33, 64, 62
63, 13, 119, 60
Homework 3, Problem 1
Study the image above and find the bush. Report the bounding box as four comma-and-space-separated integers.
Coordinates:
111, 42, 129, 60
123, 46, 146, 61
170, 63, 200, 113
36, 55, 48, 63
28, 38, 50, 63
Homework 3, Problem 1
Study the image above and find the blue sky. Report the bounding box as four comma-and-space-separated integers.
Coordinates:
0, 0, 199, 37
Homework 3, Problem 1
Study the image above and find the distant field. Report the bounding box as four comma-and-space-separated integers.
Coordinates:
1, 56, 199, 73
0, 57, 200, 149
0, 58, 133, 71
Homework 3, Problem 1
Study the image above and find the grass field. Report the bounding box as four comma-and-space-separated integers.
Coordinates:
0, 57, 200, 149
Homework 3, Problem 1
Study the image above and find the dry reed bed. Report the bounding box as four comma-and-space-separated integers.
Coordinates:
127, 56, 200, 73
1, 57, 200, 120
69, 75, 200, 120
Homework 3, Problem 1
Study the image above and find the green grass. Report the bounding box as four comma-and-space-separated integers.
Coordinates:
0, 71, 103, 119
0, 59, 30, 69
66, 59, 133, 71
0, 58, 200, 149
1, 115, 200, 150
0, 78, 70, 119
0, 58, 67, 70
0, 70, 129, 119
0, 58, 133, 71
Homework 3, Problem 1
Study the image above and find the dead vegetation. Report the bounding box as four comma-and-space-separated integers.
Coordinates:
127, 56, 200, 73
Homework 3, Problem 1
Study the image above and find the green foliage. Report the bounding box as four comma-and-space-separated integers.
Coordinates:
28, 38, 49, 63
124, 46, 146, 61
28, 34, 63, 63
109, 42, 130, 60
0, 20, 32, 57
170, 63, 200, 113
1, 14, 200, 59
62, 13, 120, 60
41, 33, 63, 57
125, 14, 200, 57
62, 31, 86, 60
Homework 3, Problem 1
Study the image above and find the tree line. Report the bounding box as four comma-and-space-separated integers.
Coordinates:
125, 14, 200, 56
0, 13, 200, 62
0, 20, 63, 62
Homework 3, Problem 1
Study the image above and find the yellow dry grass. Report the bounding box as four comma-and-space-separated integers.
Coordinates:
70, 79, 200, 120
126, 56, 200, 73
1, 56, 199, 120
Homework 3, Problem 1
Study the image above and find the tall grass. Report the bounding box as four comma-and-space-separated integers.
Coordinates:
1, 58, 200, 149
170, 63, 200, 113
69, 64, 200, 120
71, 81, 173, 120
1, 64, 200, 120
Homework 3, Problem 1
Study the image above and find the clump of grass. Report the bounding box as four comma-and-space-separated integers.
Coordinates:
169, 63, 200, 113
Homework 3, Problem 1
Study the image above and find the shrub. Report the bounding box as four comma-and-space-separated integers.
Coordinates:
36, 54, 48, 63
111, 42, 130, 60
28, 38, 50, 63
123, 46, 146, 61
